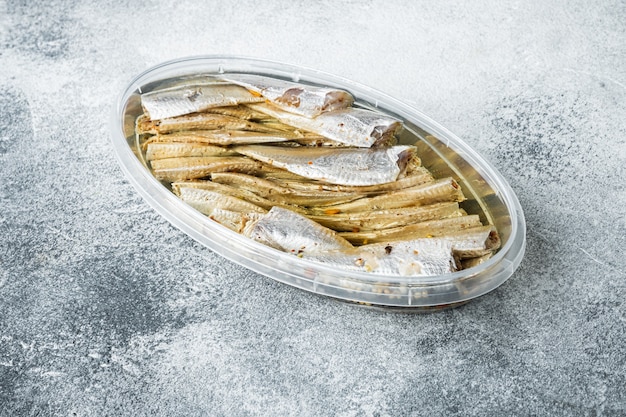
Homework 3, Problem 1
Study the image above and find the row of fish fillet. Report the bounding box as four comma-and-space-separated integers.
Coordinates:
136, 73, 500, 276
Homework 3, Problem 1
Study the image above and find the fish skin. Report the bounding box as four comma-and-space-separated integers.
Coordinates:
209, 172, 362, 207
439, 226, 501, 258
302, 238, 458, 276
136, 113, 282, 135
307, 202, 462, 232
172, 180, 277, 212
234, 145, 416, 186
202, 105, 275, 121
247, 103, 401, 148
141, 83, 264, 120
220, 74, 354, 117
208, 208, 264, 233
244, 206, 353, 254
177, 187, 267, 217
272, 165, 432, 195
316, 177, 465, 213
338, 214, 483, 245
149, 156, 269, 181
172, 180, 307, 213
460, 252, 493, 269
289, 137, 351, 147
145, 142, 237, 160
143, 130, 309, 147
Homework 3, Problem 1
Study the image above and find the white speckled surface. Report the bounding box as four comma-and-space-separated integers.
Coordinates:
1, 1, 625, 415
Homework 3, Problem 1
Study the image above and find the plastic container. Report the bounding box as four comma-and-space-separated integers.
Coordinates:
111, 55, 526, 310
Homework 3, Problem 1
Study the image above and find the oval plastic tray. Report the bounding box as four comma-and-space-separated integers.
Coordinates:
111, 55, 526, 310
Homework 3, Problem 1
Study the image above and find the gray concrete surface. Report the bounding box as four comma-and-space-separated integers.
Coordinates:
1, 0, 625, 415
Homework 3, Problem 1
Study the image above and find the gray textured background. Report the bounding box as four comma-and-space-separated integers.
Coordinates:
1, 1, 625, 416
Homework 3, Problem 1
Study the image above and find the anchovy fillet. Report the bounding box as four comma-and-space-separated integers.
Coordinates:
143, 130, 315, 146
209, 172, 363, 207
338, 215, 483, 245
150, 156, 269, 181
272, 165, 432, 195
141, 82, 264, 120
302, 238, 459, 276
221, 73, 354, 117
136, 113, 282, 135
208, 208, 264, 233
234, 145, 415, 186
177, 187, 267, 217
244, 206, 353, 254
307, 202, 463, 232
247, 103, 401, 147
439, 226, 501, 258
145, 143, 237, 160
313, 178, 465, 214
172, 180, 296, 213
202, 105, 276, 121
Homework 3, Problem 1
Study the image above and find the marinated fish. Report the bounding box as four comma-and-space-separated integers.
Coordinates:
338, 215, 483, 245
313, 178, 465, 214
143, 130, 316, 147
208, 172, 292, 196
136, 113, 283, 135
202, 105, 275, 121
302, 238, 458, 276
272, 165, 433, 195
307, 202, 463, 232
221, 73, 354, 117
289, 137, 351, 147
171, 180, 297, 212
243, 206, 353, 254
136, 73, 500, 276
150, 156, 269, 181
234, 145, 416, 186
460, 252, 493, 269
141, 82, 264, 120
145, 142, 237, 160
177, 187, 267, 217
209, 172, 363, 207
440, 226, 501, 258
247, 103, 401, 148
208, 208, 264, 233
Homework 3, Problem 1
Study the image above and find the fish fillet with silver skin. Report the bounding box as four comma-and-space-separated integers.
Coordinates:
243, 206, 353, 254
440, 226, 501, 258
141, 82, 264, 120
234, 145, 416, 186
302, 238, 459, 276
248, 102, 401, 148
220, 73, 354, 117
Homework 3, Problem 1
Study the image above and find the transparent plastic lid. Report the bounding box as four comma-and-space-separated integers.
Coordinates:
111, 55, 526, 309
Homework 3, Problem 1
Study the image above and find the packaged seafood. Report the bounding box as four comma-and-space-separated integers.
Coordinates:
111, 56, 526, 310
